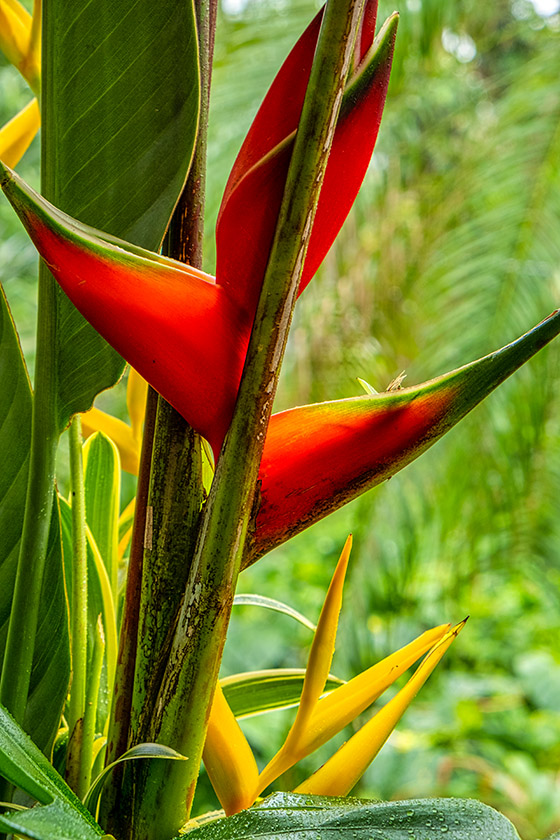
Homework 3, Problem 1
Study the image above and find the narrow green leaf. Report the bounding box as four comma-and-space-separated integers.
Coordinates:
59, 498, 117, 736
233, 594, 317, 632
181, 793, 521, 840
221, 670, 344, 719
0, 703, 103, 840
83, 432, 121, 602
0, 285, 70, 752
83, 743, 187, 818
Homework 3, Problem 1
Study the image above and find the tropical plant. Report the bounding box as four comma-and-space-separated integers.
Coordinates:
0, 0, 558, 839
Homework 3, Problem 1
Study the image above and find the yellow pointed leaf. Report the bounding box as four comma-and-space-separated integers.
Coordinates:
301, 622, 452, 755
0, 0, 31, 69
256, 538, 352, 794
288, 535, 352, 746
118, 497, 136, 561
126, 368, 148, 444
0, 99, 39, 168
255, 622, 450, 798
295, 619, 467, 797
81, 407, 140, 475
203, 682, 259, 816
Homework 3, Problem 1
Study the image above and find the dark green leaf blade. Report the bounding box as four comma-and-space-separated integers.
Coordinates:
0, 286, 70, 752
43, 0, 200, 427
0, 703, 103, 840
182, 793, 521, 840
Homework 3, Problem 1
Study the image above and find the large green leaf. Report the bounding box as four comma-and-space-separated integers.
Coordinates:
183, 793, 522, 840
43, 0, 200, 427
0, 703, 103, 840
0, 286, 70, 752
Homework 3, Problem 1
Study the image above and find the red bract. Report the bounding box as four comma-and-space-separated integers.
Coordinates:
0, 4, 397, 457
246, 306, 560, 559
4, 6, 560, 562
216, 6, 397, 318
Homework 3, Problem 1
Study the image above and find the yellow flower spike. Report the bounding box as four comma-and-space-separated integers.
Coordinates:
81, 368, 147, 475
118, 497, 136, 562
81, 407, 141, 475
203, 681, 259, 816
0, 0, 40, 92
126, 368, 148, 444
301, 621, 452, 755
254, 621, 451, 799
0, 98, 39, 168
288, 534, 352, 745
295, 618, 467, 797
255, 537, 352, 795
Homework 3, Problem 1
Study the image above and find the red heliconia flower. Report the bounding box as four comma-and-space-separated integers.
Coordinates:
2, 3, 560, 559
0, 2, 398, 456
216, 3, 396, 318
246, 308, 560, 560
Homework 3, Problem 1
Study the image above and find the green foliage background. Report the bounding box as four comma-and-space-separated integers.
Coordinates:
1, 0, 560, 837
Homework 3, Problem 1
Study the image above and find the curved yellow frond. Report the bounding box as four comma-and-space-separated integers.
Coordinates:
0, 99, 39, 168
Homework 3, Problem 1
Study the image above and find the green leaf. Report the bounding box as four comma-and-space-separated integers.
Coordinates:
43, 0, 200, 427
0, 285, 70, 752
84, 743, 187, 818
83, 432, 121, 602
181, 793, 522, 840
0, 702, 104, 840
59, 498, 117, 736
233, 594, 317, 632
221, 670, 344, 719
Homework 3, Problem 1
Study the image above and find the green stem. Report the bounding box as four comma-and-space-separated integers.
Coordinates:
128, 0, 216, 743
143, 0, 364, 836
65, 415, 89, 798
130, 408, 203, 744
99, 385, 158, 834
113, 0, 216, 835
103, 385, 158, 753
81, 616, 106, 797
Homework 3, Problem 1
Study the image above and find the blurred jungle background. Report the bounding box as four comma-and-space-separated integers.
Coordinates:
1, 0, 559, 836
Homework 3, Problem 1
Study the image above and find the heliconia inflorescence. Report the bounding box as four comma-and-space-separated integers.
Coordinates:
1, 0, 560, 561
203, 537, 466, 814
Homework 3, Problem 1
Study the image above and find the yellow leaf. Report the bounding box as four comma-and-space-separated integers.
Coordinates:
0, 0, 40, 91
255, 539, 351, 794
0, 0, 31, 68
289, 534, 352, 744
0, 99, 39, 168
301, 622, 452, 755
203, 682, 259, 816
126, 368, 148, 444
81, 407, 140, 475
295, 619, 467, 797
254, 621, 450, 798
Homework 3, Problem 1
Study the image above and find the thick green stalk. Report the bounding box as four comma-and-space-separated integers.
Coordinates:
65, 416, 90, 798
139, 0, 365, 837
103, 4, 215, 837
127, 0, 215, 746
109, 3, 216, 838
103, 385, 158, 777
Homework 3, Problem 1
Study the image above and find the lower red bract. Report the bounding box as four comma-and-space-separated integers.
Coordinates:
253, 387, 456, 556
